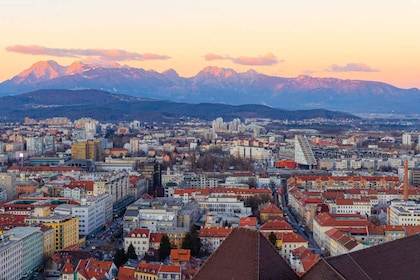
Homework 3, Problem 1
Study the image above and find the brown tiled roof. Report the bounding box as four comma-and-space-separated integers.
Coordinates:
303, 233, 420, 280
260, 203, 282, 214
192, 228, 298, 280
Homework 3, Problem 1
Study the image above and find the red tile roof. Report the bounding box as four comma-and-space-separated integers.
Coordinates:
199, 227, 233, 238
118, 266, 136, 280
260, 203, 282, 214
159, 264, 181, 273
149, 232, 164, 243
260, 219, 293, 231
126, 228, 150, 237
239, 217, 257, 227
170, 249, 191, 263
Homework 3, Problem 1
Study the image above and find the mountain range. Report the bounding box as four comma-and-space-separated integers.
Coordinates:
0, 89, 356, 122
0, 60, 419, 114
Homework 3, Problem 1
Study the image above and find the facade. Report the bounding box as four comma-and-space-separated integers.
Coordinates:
200, 227, 233, 253
198, 196, 252, 216
6, 227, 43, 276
72, 194, 113, 236
138, 208, 178, 232
71, 139, 102, 161
323, 228, 365, 256
125, 229, 150, 258
0, 173, 16, 201
15, 180, 39, 196
94, 170, 129, 203
402, 133, 412, 146
389, 200, 420, 226
295, 135, 317, 168
25, 208, 79, 251
312, 212, 371, 249
260, 203, 284, 223
328, 198, 374, 216
0, 235, 23, 280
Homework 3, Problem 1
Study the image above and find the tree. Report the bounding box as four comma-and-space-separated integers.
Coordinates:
158, 234, 172, 261
182, 225, 201, 257
114, 248, 126, 267
126, 243, 138, 260
268, 232, 277, 247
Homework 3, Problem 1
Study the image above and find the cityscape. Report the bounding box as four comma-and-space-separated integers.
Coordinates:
0, 113, 419, 280
1, 1, 420, 280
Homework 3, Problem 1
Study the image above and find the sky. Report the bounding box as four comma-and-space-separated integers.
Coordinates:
1, 0, 420, 88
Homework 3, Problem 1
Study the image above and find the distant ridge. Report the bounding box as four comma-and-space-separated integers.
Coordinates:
0, 60, 419, 113
0, 89, 357, 122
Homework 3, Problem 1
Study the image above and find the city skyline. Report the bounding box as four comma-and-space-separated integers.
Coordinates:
1, 0, 420, 89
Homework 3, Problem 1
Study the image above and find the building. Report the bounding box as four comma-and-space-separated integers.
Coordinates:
170, 249, 191, 265
94, 170, 130, 203
328, 198, 374, 216
388, 200, 420, 226
0, 234, 23, 280
192, 228, 298, 280
6, 226, 44, 276
15, 180, 39, 197
199, 227, 233, 253
302, 233, 420, 280
25, 207, 79, 251
289, 246, 320, 276
295, 135, 317, 169
71, 139, 102, 161
260, 203, 283, 223
0, 173, 16, 201
124, 228, 150, 258
312, 212, 371, 249
323, 228, 365, 256
198, 196, 252, 217
72, 194, 113, 236
402, 133, 412, 146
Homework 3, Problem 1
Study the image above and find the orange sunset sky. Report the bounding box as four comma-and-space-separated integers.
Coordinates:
1, 0, 420, 88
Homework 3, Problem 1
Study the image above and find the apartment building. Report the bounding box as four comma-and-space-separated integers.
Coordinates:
0, 235, 23, 280
25, 207, 79, 251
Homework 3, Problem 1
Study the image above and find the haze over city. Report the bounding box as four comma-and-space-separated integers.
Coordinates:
1, 0, 420, 89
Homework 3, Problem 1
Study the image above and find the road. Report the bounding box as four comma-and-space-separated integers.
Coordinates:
276, 181, 322, 255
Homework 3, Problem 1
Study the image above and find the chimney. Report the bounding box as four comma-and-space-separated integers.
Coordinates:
404, 160, 409, 201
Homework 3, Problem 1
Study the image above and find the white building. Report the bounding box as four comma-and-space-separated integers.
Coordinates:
94, 170, 130, 203
124, 228, 150, 258
71, 194, 113, 236
138, 208, 177, 232
294, 135, 317, 168
198, 196, 252, 217
402, 133, 412, 146
329, 198, 375, 216
230, 145, 271, 161
6, 227, 43, 277
389, 200, 420, 226
0, 235, 23, 280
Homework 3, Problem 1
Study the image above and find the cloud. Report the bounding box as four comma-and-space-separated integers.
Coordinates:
6, 45, 170, 61
204, 52, 282, 66
327, 63, 379, 72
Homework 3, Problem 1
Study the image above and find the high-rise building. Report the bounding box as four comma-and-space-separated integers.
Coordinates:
0, 173, 16, 201
294, 135, 317, 169
25, 136, 44, 156
402, 133, 412, 146
130, 138, 140, 156
71, 140, 102, 161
